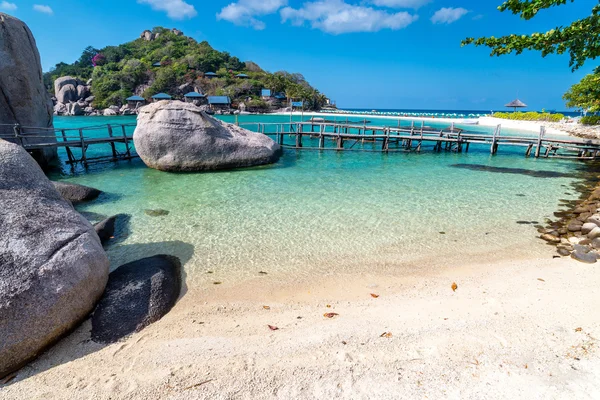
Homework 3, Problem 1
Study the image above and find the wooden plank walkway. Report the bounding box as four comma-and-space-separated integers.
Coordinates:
247, 121, 600, 160
0, 123, 136, 167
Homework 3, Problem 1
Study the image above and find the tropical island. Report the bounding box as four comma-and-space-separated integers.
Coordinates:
44, 27, 330, 115
4, 0, 600, 399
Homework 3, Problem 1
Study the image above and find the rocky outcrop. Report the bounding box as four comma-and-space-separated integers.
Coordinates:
91, 255, 182, 343
52, 181, 102, 203
0, 13, 56, 167
52, 75, 95, 116
133, 101, 282, 172
0, 140, 109, 378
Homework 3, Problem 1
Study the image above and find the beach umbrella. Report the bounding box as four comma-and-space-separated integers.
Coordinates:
505, 99, 527, 112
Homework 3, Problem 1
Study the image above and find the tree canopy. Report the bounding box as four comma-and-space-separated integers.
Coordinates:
462, 1, 600, 71
563, 72, 600, 112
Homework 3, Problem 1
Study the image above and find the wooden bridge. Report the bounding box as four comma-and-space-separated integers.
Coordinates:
2, 120, 600, 168
0, 123, 136, 167
245, 121, 600, 160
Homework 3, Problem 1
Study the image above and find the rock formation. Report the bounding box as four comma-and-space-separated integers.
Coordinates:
133, 101, 282, 172
0, 140, 109, 378
0, 13, 56, 167
52, 181, 102, 203
91, 255, 182, 343
52, 75, 93, 116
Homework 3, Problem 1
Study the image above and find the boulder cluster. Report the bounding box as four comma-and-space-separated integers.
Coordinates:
540, 186, 600, 263
52, 76, 140, 117
140, 28, 183, 41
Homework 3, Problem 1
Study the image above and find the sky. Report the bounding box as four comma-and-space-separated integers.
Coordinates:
1, 0, 596, 111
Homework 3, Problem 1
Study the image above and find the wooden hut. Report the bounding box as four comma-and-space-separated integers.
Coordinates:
207, 96, 231, 111
235, 73, 249, 79
125, 95, 146, 109
261, 89, 272, 100
184, 91, 207, 105
204, 72, 217, 79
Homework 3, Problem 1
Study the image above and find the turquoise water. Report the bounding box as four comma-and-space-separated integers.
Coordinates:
49, 115, 588, 286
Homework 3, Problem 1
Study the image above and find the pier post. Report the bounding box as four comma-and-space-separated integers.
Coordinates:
107, 124, 117, 159
79, 128, 87, 167
319, 124, 325, 149
121, 125, 131, 159
534, 126, 545, 158
490, 125, 500, 155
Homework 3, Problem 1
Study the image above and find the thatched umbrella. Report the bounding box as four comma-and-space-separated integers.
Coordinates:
505, 99, 527, 112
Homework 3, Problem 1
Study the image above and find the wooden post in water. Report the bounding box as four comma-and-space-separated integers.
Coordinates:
121, 125, 131, 158
534, 126, 545, 158
79, 128, 87, 167
490, 125, 500, 155
107, 124, 117, 159
319, 124, 325, 149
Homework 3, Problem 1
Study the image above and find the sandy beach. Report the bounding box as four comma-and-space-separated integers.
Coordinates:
3, 247, 600, 399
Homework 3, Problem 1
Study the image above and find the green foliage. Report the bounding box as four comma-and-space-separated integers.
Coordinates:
563, 73, 600, 112
462, 1, 600, 71
43, 27, 327, 111
493, 111, 565, 122
581, 115, 600, 125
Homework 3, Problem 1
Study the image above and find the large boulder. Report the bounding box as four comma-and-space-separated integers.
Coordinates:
76, 84, 90, 99
53, 76, 78, 94
91, 255, 182, 343
56, 84, 78, 104
133, 101, 282, 171
0, 140, 109, 378
0, 13, 56, 167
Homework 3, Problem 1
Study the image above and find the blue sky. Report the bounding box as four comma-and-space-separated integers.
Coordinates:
1, 0, 595, 111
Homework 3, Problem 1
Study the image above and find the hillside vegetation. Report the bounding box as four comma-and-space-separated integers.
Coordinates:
43, 27, 328, 111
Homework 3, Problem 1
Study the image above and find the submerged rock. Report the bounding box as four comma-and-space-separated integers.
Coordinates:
133, 101, 282, 172
0, 140, 109, 378
94, 215, 118, 245
91, 255, 182, 344
145, 209, 170, 217
53, 181, 102, 203
0, 13, 56, 167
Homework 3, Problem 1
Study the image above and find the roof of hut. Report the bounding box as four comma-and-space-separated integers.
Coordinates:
204, 72, 217, 76
208, 96, 231, 104
184, 92, 205, 98
126, 95, 145, 101
505, 99, 527, 108
151, 93, 172, 99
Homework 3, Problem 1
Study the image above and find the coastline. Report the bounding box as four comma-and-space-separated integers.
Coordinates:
4, 250, 600, 399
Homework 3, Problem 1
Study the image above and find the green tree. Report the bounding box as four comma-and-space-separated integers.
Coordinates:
563, 72, 600, 112
462, 1, 600, 71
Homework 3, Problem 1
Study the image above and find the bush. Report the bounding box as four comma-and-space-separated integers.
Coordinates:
493, 111, 565, 122
581, 115, 600, 125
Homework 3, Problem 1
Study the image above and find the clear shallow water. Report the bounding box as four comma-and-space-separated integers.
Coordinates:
49, 115, 587, 286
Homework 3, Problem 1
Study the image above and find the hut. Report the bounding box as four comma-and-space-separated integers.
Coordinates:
151, 93, 172, 102
505, 99, 527, 112
152, 62, 162, 67
207, 96, 231, 111
125, 95, 146, 109
261, 89, 272, 100
235, 73, 249, 79
204, 72, 217, 79
184, 91, 207, 105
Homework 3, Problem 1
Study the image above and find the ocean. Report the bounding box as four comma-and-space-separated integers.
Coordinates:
48, 114, 589, 287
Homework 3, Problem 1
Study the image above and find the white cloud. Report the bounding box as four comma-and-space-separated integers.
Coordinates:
138, 0, 197, 20
281, 0, 418, 34
370, 0, 431, 9
431, 7, 469, 24
0, 1, 17, 11
33, 5, 53, 15
217, 0, 287, 30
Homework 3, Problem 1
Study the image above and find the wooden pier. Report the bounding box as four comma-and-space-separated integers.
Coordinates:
246, 121, 600, 160
2, 120, 600, 167
0, 123, 136, 167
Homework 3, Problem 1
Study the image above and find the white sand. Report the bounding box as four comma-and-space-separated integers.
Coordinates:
3, 250, 600, 399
